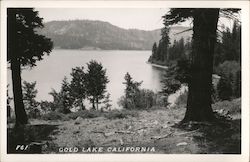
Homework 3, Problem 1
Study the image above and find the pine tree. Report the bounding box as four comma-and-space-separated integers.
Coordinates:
84, 60, 109, 110
7, 8, 53, 125
70, 66, 86, 110
102, 93, 112, 111
220, 21, 241, 63
60, 77, 73, 113
150, 42, 158, 61
168, 38, 186, 61
161, 64, 181, 96
163, 8, 240, 122
122, 72, 142, 109
217, 75, 232, 100
148, 27, 170, 64
22, 81, 39, 118
159, 27, 170, 62
49, 77, 73, 114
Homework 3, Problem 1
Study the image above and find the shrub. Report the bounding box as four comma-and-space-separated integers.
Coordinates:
118, 88, 158, 110
155, 94, 169, 107
104, 110, 127, 119
66, 109, 139, 120
41, 111, 69, 121
119, 73, 161, 110
39, 100, 53, 114
136, 89, 157, 109
175, 89, 188, 106
67, 110, 100, 119
104, 110, 138, 119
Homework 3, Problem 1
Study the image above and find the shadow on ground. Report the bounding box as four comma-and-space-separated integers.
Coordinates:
175, 115, 241, 154
7, 124, 59, 154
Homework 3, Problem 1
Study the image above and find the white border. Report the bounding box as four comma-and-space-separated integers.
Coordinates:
0, 1, 249, 162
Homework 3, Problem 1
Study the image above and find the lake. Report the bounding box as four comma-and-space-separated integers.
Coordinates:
8, 50, 165, 108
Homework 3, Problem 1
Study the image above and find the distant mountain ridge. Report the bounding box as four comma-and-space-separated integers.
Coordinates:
38, 20, 192, 50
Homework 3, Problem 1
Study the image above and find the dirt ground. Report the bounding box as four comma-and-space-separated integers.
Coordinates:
8, 98, 241, 154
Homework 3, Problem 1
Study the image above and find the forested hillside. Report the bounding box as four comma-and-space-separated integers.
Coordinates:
38, 20, 191, 50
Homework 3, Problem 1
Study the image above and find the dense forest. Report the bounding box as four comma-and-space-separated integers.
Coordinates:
148, 20, 241, 102
37, 20, 191, 50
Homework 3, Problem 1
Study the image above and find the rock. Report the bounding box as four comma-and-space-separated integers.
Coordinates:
137, 129, 145, 136
104, 132, 115, 137
162, 124, 168, 128
73, 130, 80, 134
152, 120, 159, 125
176, 142, 188, 146
74, 121, 80, 125
74, 116, 83, 125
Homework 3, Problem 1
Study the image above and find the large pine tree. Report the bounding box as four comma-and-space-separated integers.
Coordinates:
163, 8, 240, 122
7, 8, 53, 125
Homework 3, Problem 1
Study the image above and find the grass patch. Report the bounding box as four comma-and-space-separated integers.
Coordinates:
41, 111, 69, 121
67, 110, 100, 119
104, 109, 138, 119
40, 109, 139, 121
8, 124, 59, 153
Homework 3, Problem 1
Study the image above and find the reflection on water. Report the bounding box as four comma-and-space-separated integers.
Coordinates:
8, 50, 165, 108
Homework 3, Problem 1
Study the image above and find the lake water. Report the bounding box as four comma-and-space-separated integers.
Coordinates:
8, 50, 165, 108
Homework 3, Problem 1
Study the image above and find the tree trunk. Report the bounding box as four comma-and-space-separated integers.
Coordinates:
8, 9, 28, 125
11, 58, 28, 125
81, 99, 85, 110
183, 9, 220, 122
92, 98, 95, 110
96, 98, 99, 110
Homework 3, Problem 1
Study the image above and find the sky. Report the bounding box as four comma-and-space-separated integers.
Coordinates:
36, 8, 178, 31
36, 8, 237, 31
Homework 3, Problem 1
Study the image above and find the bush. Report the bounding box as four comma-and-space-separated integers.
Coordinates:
68, 109, 138, 120
132, 89, 157, 109
175, 89, 188, 106
155, 94, 169, 107
118, 88, 158, 110
28, 108, 41, 119
104, 110, 138, 119
67, 110, 100, 119
41, 111, 69, 121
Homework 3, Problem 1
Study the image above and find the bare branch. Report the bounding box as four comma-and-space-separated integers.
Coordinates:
173, 28, 192, 35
